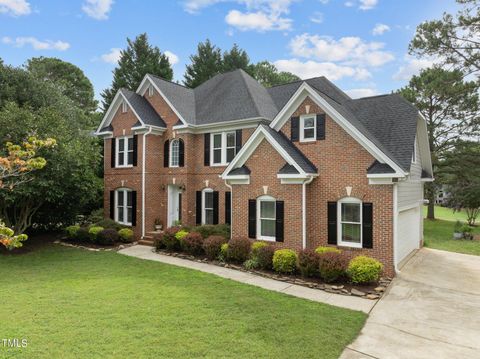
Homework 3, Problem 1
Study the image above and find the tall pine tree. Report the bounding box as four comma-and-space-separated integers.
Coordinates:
222, 44, 252, 74
101, 33, 173, 110
252, 61, 300, 87
184, 39, 222, 88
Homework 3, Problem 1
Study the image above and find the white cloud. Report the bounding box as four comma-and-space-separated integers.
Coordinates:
344, 1, 354, 7
345, 88, 378, 98
82, 0, 114, 20
0, 0, 30, 16
165, 50, 179, 65
372, 23, 390, 35
309, 11, 323, 24
359, 0, 378, 10
274, 59, 371, 81
289, 33, 394, 67
100, 47, 121, 64
183, 0, 224, 14
2, 36, 70, 51
225, 9, 291, 31
393, 56, 435, 81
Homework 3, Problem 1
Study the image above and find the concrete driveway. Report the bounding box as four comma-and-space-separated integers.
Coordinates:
341, 248, 480, 359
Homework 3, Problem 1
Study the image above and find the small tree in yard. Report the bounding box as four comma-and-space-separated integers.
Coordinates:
439, 141, 480, 226
0, 137, 55, 249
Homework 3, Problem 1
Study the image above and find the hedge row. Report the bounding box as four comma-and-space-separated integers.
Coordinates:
64, 219, 134, 245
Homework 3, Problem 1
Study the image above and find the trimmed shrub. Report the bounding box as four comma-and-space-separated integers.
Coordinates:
88, 226, 104, 242
219, 243, 229, 261
226, 237, 251, 263
161, 226, 182, 251
182, 232, 204, 255
251, 241, 267, 257
244, 257, 260, 270
96, 228, 119, 245
315, 246, 342, 255
192, 224, 230, 240
318, 252, 348, 283
94, 218, 124, 231
76, 227, 90, 243
256, 245, 275, 270
65, 225, 80, 240
118, 228, 134, 243
347, 256, 383, 284
273, 249, 297, 274
297, 249, 320, 277
175, 229, 189, 241
202, 235, 227, 260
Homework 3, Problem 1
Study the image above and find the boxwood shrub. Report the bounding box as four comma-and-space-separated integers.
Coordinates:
65, 225, 80, 241
88, 226, 104, 242
118, 228, 134, 243
226, 237, 251, 263
192, 224, 230, 240
272, 249, 297, 274
315, 246, 342, 255
347, 256, 383, 284
96, 228, 119, 245
76, 227, 90, 243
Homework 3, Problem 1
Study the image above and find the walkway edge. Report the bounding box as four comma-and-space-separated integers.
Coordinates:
118, 245, 375, 314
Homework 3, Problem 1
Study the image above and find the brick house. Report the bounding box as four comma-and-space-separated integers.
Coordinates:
95, 69, 433, 276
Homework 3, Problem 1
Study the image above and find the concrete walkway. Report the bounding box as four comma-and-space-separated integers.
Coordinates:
341, 248, 480, 359
118, 245, 375, 313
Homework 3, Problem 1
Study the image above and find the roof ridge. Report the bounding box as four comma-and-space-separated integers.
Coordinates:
148, 74, 191, 89
353, 93, 392, 100
239, 69, 265, 118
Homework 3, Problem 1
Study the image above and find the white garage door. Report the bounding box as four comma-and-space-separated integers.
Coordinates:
396, 206, 421, 265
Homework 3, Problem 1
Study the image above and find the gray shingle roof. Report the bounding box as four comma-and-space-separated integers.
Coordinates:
121, 88, 167, 128
278, 163, 300, 174
228, 165, 251, 175
261, 125, 317, 174
367, 160, 395, 174
99, 124, 113, 133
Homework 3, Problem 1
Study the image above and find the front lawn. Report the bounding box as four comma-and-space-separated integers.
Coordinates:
423, 205, 471, 222
0, 243, 366, 359
424, 219, 480, 256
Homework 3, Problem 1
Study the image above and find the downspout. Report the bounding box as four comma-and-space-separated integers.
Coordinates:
302, 175, 315, 249
142, 126, 153, 239
393, 183, 399, 273
224, 179, 233, 240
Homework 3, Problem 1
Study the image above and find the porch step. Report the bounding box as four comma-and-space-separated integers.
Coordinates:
138, 238, 155, 246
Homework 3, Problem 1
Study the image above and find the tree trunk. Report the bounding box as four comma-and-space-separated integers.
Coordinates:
426, 182, 435, 220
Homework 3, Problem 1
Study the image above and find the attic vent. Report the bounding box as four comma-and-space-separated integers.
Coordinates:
148, 84, 154, 97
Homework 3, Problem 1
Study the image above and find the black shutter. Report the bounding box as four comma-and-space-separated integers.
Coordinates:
225, 192, 231, 225
362, 203, 373, 249
248, 199, 256, 239
235, 129, 242, 155
275, 201, 284, 242
178, 139, 185, 167
163, 140, 169, 168
131, 191, 137, 226
196, 191, 202, 225
178, 193, 182, 222
132, 135, 138, 166
111, 138, 116, 168
213, 191, 219, 225
109, 190, 115, 219
316, 114, 326, 140
327, 202, 337, 245
291, 117, 299, 142
204, 133, 210, 166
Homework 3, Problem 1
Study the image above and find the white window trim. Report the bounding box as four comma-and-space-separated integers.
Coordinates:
115, 188, 133, 226
337, 197, 363, 248
257, 195, 276, 242
202, 188, 214, 225
300, 114, 316, 143
121, 101, 127, 113
210, 131, 236, 166
169, 139, 180, 168
116, 136, 134, 168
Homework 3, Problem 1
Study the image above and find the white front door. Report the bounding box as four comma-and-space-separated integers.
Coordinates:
167, 185, 181, 227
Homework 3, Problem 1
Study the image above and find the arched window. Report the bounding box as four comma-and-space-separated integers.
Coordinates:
257, 195, 276, 241
337, 197, 362, 248
170, 139, 179, 167
115, 188, 133, 225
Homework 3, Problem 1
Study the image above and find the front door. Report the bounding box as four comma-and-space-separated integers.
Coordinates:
167, 185, 181, 227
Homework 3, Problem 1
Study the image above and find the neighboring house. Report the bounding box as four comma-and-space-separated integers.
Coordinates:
95, 69, 433, 276
435, 185, 450, 206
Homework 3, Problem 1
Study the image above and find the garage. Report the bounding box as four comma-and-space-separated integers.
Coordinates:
396, 206, 421, 267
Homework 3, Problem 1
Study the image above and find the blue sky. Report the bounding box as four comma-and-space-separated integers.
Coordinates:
0, 0, 459, 102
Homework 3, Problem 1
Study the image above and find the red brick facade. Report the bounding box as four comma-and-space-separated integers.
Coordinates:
104, 88, 395, 276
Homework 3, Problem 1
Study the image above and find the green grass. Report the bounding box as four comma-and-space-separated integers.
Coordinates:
424, 219, 480, 256
0, 244, 366, 359
422, 205, 471, 222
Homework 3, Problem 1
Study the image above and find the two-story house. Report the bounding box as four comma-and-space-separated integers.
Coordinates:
95, 69, 433, 276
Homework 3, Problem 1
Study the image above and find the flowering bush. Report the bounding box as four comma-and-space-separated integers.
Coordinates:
0, 222, 27, 250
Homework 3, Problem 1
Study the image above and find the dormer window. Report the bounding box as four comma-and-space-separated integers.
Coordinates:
300, 114, 316, 142
121, 101, 128, 113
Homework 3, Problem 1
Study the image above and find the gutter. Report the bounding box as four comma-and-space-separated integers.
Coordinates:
393, 183, 399, 273
224, 180, 233, 240
302, 175, 315, 249
141, 126, 153, 239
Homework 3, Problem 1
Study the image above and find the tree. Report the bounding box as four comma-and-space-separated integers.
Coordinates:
222, 44, 252, 74
439, 141, 480, 226
184, 39, 222, 88
409, 0, 480, 78
27, 57, 97, 113
102, 33, 173, 110
251, 61, 300, 87
398, 67, 480, 219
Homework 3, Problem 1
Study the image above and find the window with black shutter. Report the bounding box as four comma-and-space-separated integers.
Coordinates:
327, 202, 337, 245
291, 117, 299, 141
275, 201, 284, 242
178, 138, 185, 167
195, 191, 202, 225
132, 135, 138, 166
235, 130, 242, 156
316, 113, 326, 140
110, 190, 115, 219
163, 140, 169, 167
225, 192, 231, 225
204, 133, 210, 166
212, 191, 219, 225
362, 203, 373, 249
248, 199, 256, 239
111, 139, 116, 168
